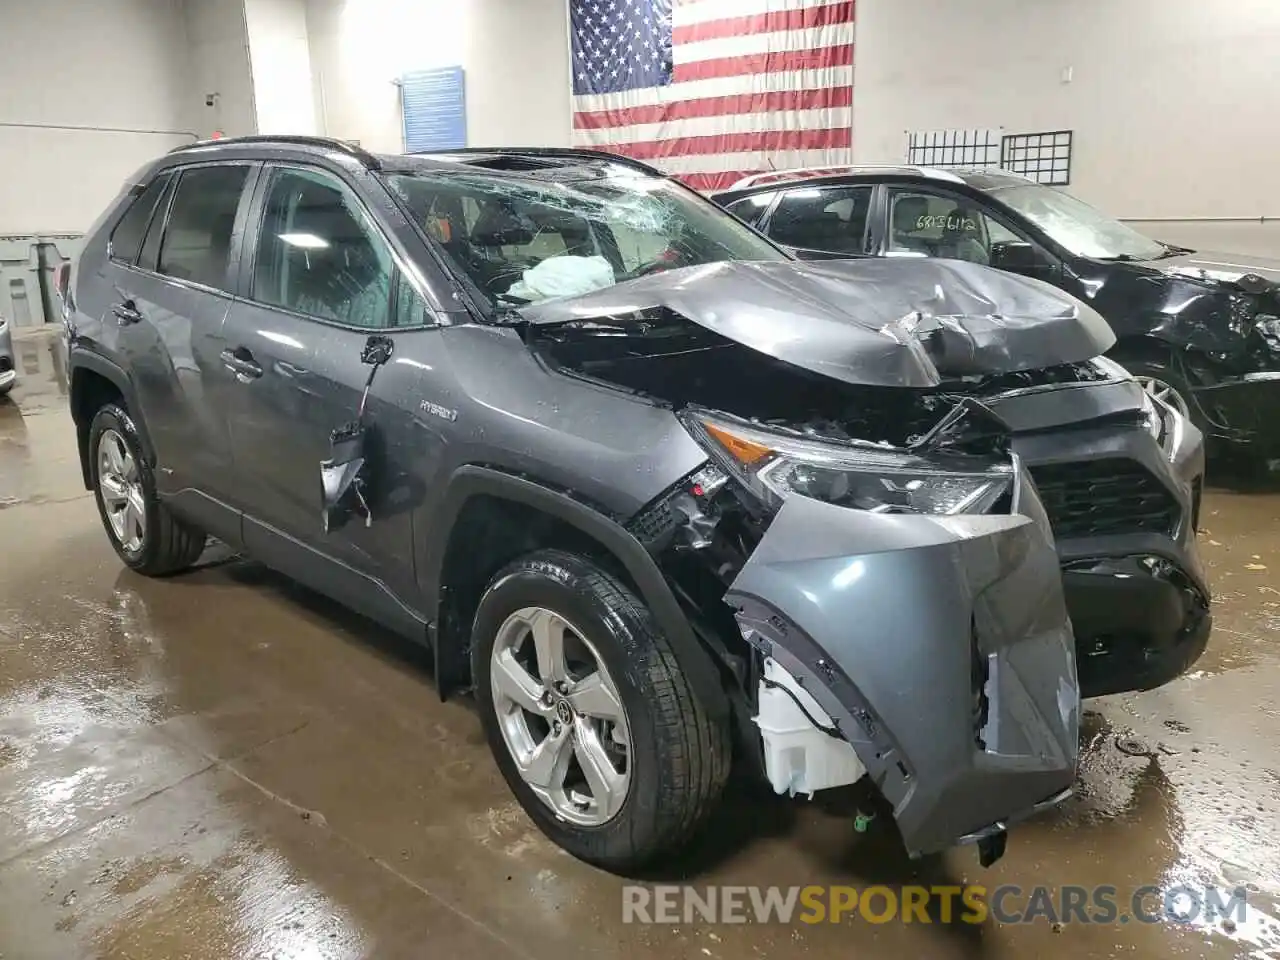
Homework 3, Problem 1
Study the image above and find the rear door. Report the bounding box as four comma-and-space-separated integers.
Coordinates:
99, 161, 257, 529
221, 162, 435, 603
760, 184, 875, 259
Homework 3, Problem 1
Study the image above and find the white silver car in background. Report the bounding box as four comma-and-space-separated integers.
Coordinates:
0, 313, 16, 396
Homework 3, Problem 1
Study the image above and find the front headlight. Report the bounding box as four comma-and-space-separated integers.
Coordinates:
680, 411, 1013, 516
1256, 315, 1280, 352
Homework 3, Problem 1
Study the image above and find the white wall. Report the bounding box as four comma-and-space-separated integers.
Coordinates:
183, 0, 258, 140
245, 0, 319, 134
0, 0, 198, 234
853, 0, 1280, 255
305, 0, 571, 152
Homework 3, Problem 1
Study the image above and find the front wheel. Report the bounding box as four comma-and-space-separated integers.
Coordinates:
471, 549, 730, 872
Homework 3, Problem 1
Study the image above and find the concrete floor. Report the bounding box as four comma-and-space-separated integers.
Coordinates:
2, 326, 1279, 960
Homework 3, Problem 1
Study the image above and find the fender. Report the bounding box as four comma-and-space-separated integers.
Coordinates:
68, 347, 156, 487
422, 464, 728, 715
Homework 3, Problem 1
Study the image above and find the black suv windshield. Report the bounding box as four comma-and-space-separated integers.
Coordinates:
383, 168, 787, 306
985, 182, 1167, 261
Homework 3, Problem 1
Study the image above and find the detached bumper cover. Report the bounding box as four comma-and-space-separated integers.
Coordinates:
726, 484, 1079, 858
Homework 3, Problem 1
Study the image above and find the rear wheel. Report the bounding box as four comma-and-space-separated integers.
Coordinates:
471, 549, 730, 872
89, 403, 206, 575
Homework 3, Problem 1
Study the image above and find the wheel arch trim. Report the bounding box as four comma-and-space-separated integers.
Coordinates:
69, 349, 155, 489
421, 464, 728, 713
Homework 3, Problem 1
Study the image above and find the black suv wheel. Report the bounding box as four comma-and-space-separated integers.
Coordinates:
471, 549, 730, 872
88, 403, 206, 575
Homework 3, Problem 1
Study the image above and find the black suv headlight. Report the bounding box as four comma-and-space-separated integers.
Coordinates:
1256, 315, 1280, 352
680, 411, 1012, 516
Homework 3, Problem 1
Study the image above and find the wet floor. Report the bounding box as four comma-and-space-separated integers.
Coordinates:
2, 326, 1279, 959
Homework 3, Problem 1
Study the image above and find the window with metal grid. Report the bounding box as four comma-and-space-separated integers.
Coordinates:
906, 129, 1003, 170
1001, 130, 1073, 185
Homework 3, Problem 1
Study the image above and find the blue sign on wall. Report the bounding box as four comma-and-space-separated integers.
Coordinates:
401, 66, 466, 153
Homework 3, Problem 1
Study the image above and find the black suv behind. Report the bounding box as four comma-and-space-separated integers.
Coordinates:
63, 138, 1208, 872
712, 165, 1280, 469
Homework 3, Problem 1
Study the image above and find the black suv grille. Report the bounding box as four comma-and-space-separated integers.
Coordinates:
1029, 459, 1179, 539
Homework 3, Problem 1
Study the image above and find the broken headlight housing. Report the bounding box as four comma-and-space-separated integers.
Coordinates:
680, 411, 1013, 516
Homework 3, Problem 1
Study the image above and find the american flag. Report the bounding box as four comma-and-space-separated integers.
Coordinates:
569, 0, 855, 193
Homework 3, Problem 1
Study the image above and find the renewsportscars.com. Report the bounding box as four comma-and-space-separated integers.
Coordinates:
622, 884, 1249, 926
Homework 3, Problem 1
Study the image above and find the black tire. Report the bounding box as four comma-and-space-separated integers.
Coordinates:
471, 549, 731, 872
88, 403, 206, 576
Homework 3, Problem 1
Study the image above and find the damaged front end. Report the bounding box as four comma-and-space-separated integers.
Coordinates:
520, 258, 1124, 865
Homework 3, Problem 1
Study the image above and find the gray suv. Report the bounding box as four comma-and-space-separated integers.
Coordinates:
65, 138, 1209, 872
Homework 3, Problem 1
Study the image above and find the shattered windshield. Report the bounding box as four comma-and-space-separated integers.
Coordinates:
383, 168, 788, 307
986, 182, 1167, 261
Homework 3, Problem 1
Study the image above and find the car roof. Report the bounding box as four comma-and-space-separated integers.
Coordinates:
711, 164, 1037, 198
160, 136, 668, 183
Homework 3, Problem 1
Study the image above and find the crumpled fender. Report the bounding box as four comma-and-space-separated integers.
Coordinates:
725, 482, 1079, 857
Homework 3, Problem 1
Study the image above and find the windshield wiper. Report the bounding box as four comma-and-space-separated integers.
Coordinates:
1154, 243, 1193, 259
1095, 253, 1144, 262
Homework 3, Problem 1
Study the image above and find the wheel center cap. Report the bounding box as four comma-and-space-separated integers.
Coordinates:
554, 698, 574, 725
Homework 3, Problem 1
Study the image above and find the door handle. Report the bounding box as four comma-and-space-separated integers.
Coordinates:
220, 347, 263, 380
112, 300, 143, 325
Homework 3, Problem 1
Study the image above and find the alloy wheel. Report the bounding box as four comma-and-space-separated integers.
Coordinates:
1135, 375, 1191, 420
490, 606, 632, 826
97, 428, 146, 553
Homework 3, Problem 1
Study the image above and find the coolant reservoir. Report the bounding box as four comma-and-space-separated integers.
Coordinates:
755, 658, 866, 798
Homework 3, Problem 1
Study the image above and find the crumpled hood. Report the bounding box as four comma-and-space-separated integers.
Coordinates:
518, 257, 1116, 388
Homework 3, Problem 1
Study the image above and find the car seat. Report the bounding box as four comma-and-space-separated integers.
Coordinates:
890, 196, 933, 256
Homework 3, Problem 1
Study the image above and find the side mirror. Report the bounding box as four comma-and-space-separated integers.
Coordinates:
990, 241, 1058, 277
361, 335, 394, 367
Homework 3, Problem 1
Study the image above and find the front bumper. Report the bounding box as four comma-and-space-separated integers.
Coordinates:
726, 472, 1079, 860
1192, 370, 1280, 456
996, 380, 1212, 698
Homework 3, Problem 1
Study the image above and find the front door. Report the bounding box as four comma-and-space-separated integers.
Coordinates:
221, 162, 434, 611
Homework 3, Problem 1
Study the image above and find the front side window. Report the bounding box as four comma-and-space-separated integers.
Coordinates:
769, 185, 872, 254
157, 165, 249, 290
384, 168, 788, 307
109, 174, 169, 265
984, 182, 1167, 261
886, 189, 1014, 266
252, 167, 395, 328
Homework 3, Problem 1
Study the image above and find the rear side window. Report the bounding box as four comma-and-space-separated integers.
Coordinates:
109, 175, 169, 264
156, 165, 250, 291
769, 185, 873, 254
723, 193, 775, 227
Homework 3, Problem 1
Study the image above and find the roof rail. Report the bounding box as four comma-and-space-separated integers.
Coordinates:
168, 135, 381, 169
408, 146, 668, 178
726, 164, 966, 191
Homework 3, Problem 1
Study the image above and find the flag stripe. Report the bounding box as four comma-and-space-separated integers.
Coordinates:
673, 43, 854, 83
672, 0, 839, 27
627, 146, 845, 175
575, 107, 853, 147
673, 0, 853, 44
573, 84, 851, 130
572, 65, 853, 114
674, 22, 855, 65
681, 170, 761, 192
599, 126, 850, 161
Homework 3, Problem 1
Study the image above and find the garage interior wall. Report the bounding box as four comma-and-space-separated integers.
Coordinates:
0, 0, 200, 235
304, 0, 571, 152
853, 0, 1280, 255
184, 0, 258, 142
